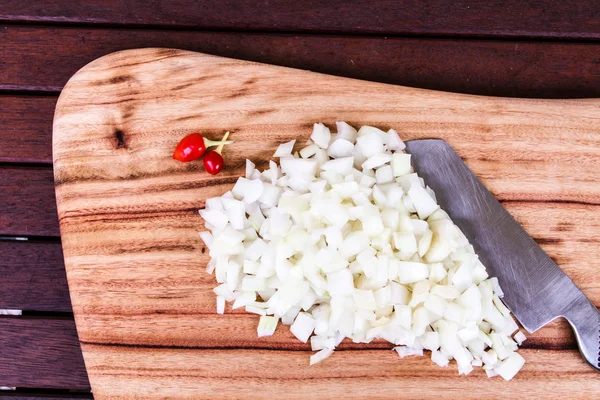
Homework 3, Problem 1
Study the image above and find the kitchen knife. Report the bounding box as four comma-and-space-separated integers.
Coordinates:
406, 139, 600, 371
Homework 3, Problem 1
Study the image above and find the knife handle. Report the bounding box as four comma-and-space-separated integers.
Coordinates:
563, 292, 600, 371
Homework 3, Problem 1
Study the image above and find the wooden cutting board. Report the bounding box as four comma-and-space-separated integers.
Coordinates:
53, 48, 600, 399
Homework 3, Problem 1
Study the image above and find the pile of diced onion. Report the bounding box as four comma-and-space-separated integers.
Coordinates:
199, 122, 526, 380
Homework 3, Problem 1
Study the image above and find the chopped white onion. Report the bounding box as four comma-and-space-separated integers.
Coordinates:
199, 122, 523, 377
387, 129, 406, 151
199, 231, 213, 249
200, 209, 228, 231
394, 346, 424, 358
246, 159, 256, 179
356, 132, 384, 158
310, 348, 334, 365
257, 315, 279, 337
300, 144, 319, 159
490, 277, 505, 298
431, 350, 449, 367
362, 154, 392, 170
327, 138, 355, 158
311, 335, 336, 351
290, 312, 316, 343
335, 121, 358, 143
216, 296, 225, 314
311, 123, 331, 149
392, 153, 412, 177
513, 331, 527, 345
494, 352, 525, 381
274, 140, 296, 157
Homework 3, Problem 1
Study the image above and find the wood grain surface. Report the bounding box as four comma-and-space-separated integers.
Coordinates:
53, 48, 600, 398
0, 318, 89, 389
0, 168, 59, 236
0, 394, 92, 400
3, 26, 600, 98
81, 346, 600, 399
0, 241, 71, 312
2, 0, 599, 40
0, 95, 56, 164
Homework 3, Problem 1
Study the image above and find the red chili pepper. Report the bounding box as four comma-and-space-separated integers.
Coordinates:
203, 131, 229, 175
172, 133, 233, 162
203, 151, 224, 175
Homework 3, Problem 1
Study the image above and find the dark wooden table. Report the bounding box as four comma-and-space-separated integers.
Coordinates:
1, 1, 599, 397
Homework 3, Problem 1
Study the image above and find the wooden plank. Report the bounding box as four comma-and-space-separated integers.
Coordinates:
1, 1, 599, 40
63, 202, 594, 350
0, 397, 91, 400
53, 49, 600, 397
0, 235, 583, 346
0, 396, 91, 400
0, 95, 56, 164
2, 26, 600, 97
0, 315, 578, 393
0, 391, 92, 400
0, 167, 58, 237
0, 241, 71, 312
0, 236, 581, 349
0, 317, 89, 389
0, 316, 577, 394
58, 201, 600, 316
83, 345, 600, 399
0, 316, 582, 396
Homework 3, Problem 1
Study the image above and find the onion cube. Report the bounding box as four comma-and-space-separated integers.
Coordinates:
274, 140, 296, 157
393, 232, 417, 254
431, 350, 449, 367
320, 157, 354, 176
387, 129, 406, 151
242, 276, 266, 292
424, 293, 447, 316
362, 154, 392, 170
291, 312, 316, 343
327, 269, 354, 297
300, 144, 319, 159
311, 335, 336, 351
397, 261, 429, 284
354, 289, 377, 310
356, 133, 384, 158
408, 185, 439, 220
245, 238, 268, 261
392, 153, 412, 177
257, 315, 279, 337
336, 121, 358, 143
327, 138, 354, 158
394, 346, 423, 358
494, 352, 525, 381
513, 331, 527, 345
216, 296, 225, 314
311, 123, 331, 149
310, 348, 334, 365
199, 209, 228, 230
390, 282, 410, 306
375, 165, 394, 184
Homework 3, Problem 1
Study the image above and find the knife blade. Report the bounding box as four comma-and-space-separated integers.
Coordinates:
406, 139, 599, 371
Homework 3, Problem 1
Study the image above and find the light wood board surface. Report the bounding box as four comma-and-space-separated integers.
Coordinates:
53, 48, 600, 398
